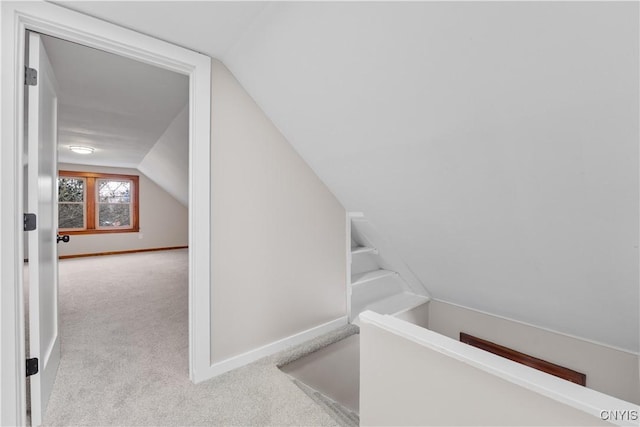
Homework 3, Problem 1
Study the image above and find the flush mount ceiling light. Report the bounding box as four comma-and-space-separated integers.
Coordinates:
68, 145, 95, 155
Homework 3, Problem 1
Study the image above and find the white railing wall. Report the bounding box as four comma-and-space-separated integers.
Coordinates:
360, 311, 639, 426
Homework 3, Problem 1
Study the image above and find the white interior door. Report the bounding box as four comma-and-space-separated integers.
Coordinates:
27, 31, 61, 427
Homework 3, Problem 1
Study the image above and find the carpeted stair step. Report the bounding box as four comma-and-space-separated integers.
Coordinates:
292, 379, 359, 427
323, 397, 359, 426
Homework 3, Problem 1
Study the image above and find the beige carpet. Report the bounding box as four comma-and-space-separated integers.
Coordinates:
42, 249, 352, 426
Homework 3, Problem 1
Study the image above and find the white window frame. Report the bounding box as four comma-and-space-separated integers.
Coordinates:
95, 178, 134, 230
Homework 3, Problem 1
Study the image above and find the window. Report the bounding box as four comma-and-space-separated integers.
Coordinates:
58, 176, 86, 229
58, 171, 139, 234
97, 179, 133, 229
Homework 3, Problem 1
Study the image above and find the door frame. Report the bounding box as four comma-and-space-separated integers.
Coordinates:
1, 3, 212, 425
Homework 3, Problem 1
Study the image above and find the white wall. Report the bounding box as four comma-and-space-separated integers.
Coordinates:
428, 300, 640, 404
224, 1, 640, 353
394, 303, 429, 328
360, 313, 630, 427
57, 163, 188, 257
138, 105, 189, 206
210, 60, 347, 363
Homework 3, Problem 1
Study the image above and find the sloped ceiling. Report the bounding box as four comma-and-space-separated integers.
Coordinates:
138, 105, 189, 206
223, 1, 640, 353
42, 35, 188, 168
55, 1, 639, 352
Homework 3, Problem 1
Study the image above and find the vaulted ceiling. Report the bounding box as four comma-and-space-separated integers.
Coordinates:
53, 1, 639, 353
42, 35, 188, 168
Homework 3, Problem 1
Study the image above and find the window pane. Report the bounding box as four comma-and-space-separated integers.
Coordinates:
59, 203, 84, 229
98, 180, 131, 203
58, 178, 84, 202
98, 204, 131, 227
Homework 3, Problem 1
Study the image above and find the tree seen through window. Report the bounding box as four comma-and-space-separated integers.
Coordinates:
97, 180, 132, 227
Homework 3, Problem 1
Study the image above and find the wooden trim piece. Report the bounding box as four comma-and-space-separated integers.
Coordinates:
86, 174, 95, 229
460, 332, 587, 386
60, 228, 140, 236
59, 246, 188, 260
59, 171, 133, 179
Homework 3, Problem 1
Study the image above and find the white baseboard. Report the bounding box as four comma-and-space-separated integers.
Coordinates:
197, 316, 349, 383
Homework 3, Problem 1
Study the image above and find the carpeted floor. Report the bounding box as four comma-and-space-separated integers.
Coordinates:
42, 249, 355, 426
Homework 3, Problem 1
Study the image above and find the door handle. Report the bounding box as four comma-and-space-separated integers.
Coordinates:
56, 235, 70, 244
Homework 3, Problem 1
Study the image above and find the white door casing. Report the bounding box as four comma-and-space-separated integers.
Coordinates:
26, 31, 61, 427
1, 3, 212, 425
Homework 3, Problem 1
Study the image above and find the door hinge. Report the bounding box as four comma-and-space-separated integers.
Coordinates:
25, 67, 37, 86
24, 213, 36, 231
26, 358, 39, 377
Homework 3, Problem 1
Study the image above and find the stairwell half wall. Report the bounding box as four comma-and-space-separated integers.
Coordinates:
428, 299, 640, 404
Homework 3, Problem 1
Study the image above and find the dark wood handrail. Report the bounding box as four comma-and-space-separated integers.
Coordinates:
460, 332, 586, 386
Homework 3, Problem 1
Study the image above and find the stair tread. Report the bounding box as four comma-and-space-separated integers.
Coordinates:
353, 291, 429, 323
351, 269, 397, 287
351, 246, 377, 255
